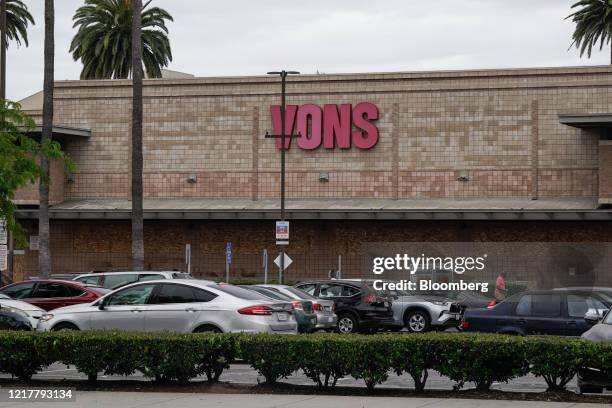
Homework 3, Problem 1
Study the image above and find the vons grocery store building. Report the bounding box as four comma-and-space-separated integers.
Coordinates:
11, 66, 612, 282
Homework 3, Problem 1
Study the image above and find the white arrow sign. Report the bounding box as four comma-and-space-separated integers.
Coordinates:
274, 253, 293, 270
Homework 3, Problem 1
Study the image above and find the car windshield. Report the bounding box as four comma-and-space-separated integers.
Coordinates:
172, 273, 193, 279
249, 286, 292, 301
89, 287, 111, 295
213, 284, 269, 300
284, 287, 317, 300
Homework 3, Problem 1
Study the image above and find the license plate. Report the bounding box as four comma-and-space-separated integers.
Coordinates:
277, 312, 288, 321
328, 316, 334, 323
324, 306, 331, 312
451, 313, 461, 320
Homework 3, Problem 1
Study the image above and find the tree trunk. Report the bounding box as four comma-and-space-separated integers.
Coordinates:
131, 0, 144, 271
39, 0, 54, 278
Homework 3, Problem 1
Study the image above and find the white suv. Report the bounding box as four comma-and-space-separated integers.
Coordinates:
73, 271, 195, 290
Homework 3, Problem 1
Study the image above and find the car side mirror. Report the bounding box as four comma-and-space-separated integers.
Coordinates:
585, 311, 602, 326
98, 299, 107, 310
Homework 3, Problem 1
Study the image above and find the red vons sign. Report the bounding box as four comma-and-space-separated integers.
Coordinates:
270, 102, 380, 150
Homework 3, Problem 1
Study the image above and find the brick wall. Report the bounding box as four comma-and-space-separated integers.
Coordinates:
599, 141, 612, 205
21, 66, 612, 202
12, 219, 612, 283
14, 159, 65, 205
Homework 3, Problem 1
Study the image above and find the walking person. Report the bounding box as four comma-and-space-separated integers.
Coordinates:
495, 272, 507, 301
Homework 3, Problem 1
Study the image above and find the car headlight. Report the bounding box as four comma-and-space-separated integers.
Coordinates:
39, 314, 54, 322
432, 301, 449, 306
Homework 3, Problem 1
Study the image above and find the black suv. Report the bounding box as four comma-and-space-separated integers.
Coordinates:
462, 288, 612, 336
294, 280, 394, 333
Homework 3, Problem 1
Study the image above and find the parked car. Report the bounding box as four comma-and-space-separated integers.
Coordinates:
0, 280, 110, 311
73, 271, 195, 290
431, 290, 496, 310
37, 280, 297, 334
294, 280, 394, 333
383, 287, 464, 333
258, 284, 337, 331
0, 306, 33, 331
239, 285, 317, 333
461, 288, 612, 336
577, 304, 612, 394
0, 293, 45, 328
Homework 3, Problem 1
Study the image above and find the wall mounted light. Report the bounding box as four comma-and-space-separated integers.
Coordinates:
457, 171, 469, 182
187, 174, 197, 184
319, 172, 330, 182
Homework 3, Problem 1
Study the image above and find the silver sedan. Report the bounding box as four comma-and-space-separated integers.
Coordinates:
36, 280, 297, 334
258, 284, 337, 330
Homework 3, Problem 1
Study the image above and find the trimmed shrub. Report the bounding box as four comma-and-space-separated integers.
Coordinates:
348, 335, 393, 391
294, 333, 353, 388
526, 336, 585, 391
433, 333, 530, 391
238, 333, 300, 384
1, 329, 612, 393
389, 334, 436, 392
0, 331, 56, 381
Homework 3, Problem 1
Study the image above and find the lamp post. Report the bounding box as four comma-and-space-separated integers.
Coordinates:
0, 0, 5, 100
265, 70, 299, 284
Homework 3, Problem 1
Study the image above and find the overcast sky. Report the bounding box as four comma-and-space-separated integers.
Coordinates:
8, 0, 609, 101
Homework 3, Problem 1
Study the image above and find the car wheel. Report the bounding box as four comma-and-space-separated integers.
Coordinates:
405, 311, 430, 333
193, 325, 222, 333
52, 323, 79, 331
337, 314, 358, 334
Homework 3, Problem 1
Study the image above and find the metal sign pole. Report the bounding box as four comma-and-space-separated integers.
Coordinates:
263, 249, 268, 284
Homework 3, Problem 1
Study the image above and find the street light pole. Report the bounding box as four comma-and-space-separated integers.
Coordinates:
0, 0, 5, 100
266, 70, 299, 284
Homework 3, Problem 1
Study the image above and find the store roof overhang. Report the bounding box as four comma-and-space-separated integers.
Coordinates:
24, 126, 91, 144
559, 113, 612, 131
14, 198, 612, 221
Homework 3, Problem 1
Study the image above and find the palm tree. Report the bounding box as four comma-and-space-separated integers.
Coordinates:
39, 0, 54, 278
131, 0, 144, 271
70, 0, 172, 79
567, 0, 612, 64
5, 0, 35, 48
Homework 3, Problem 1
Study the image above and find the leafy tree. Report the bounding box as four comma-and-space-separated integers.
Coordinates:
567, 0, 612, 64
0, 101, 67, 242
70, 0, 173, 79
5, 0, 35, 48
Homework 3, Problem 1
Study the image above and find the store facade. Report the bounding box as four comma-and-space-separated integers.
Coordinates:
11, 66, 612, 282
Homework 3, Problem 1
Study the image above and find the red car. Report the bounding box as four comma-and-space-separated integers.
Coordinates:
0, 280, 109, 311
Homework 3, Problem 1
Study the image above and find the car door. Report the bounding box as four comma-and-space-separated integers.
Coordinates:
565, 294, 609, 336
317, 283, 358, 313
89, 283, 156, 331
144, 283, 207, 332
514, 293, 565, 335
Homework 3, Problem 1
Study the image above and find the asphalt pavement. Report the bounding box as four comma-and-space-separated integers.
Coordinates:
0, 392, 610, 408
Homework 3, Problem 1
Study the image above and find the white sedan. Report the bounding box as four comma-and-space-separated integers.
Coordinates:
36, 280, 297, 334
0, 293, 45, 328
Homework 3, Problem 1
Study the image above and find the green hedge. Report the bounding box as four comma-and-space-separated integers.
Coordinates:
1, 331, 612, 393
